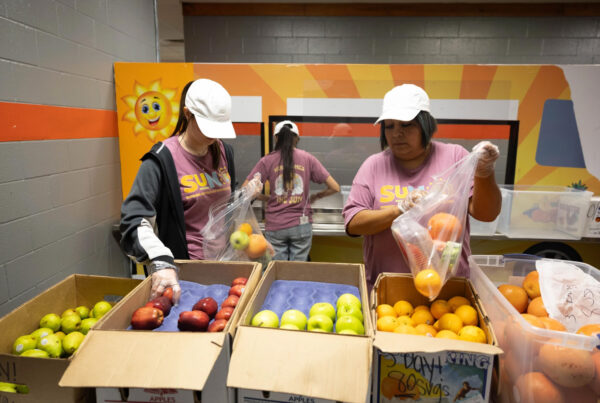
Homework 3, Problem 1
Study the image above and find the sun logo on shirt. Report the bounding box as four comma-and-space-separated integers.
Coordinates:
121, 79, 179, 141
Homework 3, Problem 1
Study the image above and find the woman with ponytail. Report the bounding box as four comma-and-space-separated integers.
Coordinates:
244, 121, 340, 261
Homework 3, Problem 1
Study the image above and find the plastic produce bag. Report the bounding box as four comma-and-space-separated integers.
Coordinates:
391, 150, 481, 300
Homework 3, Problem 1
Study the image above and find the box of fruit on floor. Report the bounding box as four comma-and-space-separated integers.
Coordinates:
227, 260, 372, 403
0, 274, 141, 403
59, 260, 261, 403
469, 255, 600, 403
371, 272, 502, 403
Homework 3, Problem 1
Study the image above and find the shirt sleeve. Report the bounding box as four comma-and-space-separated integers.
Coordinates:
309, 153, 331, 184
342, 157, 376, 230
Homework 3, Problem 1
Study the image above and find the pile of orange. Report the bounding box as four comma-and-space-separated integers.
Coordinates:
236, 222, 268, 259
376, 295, 487, 344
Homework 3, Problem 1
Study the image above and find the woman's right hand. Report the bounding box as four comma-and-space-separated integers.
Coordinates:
150, 267, 181, 305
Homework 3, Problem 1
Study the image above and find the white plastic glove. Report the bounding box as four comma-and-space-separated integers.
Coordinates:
244, 173, 263, 198
397, 189, 427, 213
150, 266, 181, 305
473, 141, 500, 178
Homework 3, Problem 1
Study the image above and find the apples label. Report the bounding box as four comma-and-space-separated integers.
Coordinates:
40, 339, 48, 346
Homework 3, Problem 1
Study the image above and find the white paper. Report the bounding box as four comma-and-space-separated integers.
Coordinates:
537, 260, 600, 333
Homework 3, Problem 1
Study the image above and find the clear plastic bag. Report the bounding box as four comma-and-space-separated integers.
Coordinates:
391, 150, 481, 300
202, 184, 272, 265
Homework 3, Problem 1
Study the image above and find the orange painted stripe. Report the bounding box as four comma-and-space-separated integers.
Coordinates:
233, 122, 261, 136
0, 102, 117, 142
305, 65, 360, 98
389, 65, 425, 88
436, 124, 511, 140
460, 65, 498, 99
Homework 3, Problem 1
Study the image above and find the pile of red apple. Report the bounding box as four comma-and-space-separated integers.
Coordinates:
130, 277, 247, 332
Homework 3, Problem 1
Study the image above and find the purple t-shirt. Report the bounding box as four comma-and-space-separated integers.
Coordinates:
248, 149, 331, 231
342, 141, 472, 288
164, 136, 231, 260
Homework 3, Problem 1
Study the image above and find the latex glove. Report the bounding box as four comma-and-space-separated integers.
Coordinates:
397, 189, 427, 213
473, 141, 500, 178
150, 266, 181, 305
244, 173, 263, 198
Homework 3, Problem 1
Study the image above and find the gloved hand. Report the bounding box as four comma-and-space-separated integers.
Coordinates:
244, 173, 263, 198
397, 189, 427, 213
150, 266, 181, 305
473, 141, 500, 178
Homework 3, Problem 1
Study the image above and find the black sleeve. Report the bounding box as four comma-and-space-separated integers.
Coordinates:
224, 142, 236, 192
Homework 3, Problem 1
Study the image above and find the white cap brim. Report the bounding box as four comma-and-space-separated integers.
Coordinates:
194, 115, 236, 139
375, 108, 421, 124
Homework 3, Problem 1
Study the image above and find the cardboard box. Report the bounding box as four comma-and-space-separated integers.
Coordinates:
227, 260, 373, 403
0, 274, 141, 402
59, 260, 261, 403
371, 274, 502, 403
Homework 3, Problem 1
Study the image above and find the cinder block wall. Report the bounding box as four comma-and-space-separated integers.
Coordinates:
184, 16, 600, 64
0, 0, 157, 317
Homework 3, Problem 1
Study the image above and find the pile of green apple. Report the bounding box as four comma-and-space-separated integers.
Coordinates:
11, 301, 112, 359
251, 293, 365, 335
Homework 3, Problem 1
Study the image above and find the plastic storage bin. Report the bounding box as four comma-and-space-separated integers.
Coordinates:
496, 185, 592, 240
470, 215, 500, 236
469, 255, 600, 402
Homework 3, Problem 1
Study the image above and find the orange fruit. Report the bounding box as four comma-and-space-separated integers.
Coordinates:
238, 222, 253, 236
411, 309, 434, 326
393, 324, 418, 335
576, 324, 600, 337
539, 340, 595, 388
427, 212, 462, 242
527, 297, 548, 317
458, 325, 487, 343
430, 300, 451, 320
521, 313, 545, 328
514, 372, 565, 403
433, 319, 440, 330
377, 316, 398, 332
376, 304, 397, 318
454, 305, 478, 326
539, 317, 566, 331
498, 284, 529, 313
414, 268, 442, 299
396, 315, 415, 327
246, 234, 267, 258
438, 313, 463, 334
414, 324, 437, 337
522, 271, 541, 299
435, 330, 459, 340
447, 296, 470, 312
393, 300, 414, 317
414, 305, 429, 312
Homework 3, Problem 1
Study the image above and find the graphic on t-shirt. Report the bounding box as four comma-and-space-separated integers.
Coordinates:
180, 167, 230, 199
380, 185, 427, 203
274, 173, 304, 203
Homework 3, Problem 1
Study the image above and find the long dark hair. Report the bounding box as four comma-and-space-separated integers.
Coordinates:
273, 125, 297, 190
379, 110, 437, 151
171, 80, 221, 170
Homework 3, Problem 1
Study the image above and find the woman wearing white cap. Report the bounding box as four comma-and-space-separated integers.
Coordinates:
343, 84, 501, 289
120, 79, 262, 304
243, 121, 340, 261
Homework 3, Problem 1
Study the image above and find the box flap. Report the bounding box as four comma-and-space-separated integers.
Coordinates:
59, 330, 225, 390
227, 326, 372, 403
373, 331, 502, 355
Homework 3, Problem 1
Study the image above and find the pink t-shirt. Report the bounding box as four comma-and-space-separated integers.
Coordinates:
164, 137, 231, 260
248, 149, 331, 231
342, 141, 472, 288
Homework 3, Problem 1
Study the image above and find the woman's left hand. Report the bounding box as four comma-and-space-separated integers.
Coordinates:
244, 173, 263, 198
473, 141, 500, 178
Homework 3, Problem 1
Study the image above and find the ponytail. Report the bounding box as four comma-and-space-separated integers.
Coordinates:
273, 125, 297, 190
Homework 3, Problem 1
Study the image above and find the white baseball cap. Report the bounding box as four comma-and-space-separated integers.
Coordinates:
274, 120, 299, 136
375, 84, 430, 124
185, 79, 236, 139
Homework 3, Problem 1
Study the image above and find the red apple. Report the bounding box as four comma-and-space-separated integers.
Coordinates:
193, 297, 218, 318
221, 295, 239, 308
145, 296, 172, 316
208, 319, 228, 332
131, 307, 164, 330
231, 277, 248, 287
177, 311, 209, 332
215, 306, 234, 321
229, 284, 245, 297
162, 287, 174, 303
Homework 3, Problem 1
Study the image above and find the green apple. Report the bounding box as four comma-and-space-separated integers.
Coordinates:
30, 327, 54, 341
61, 314, 81, 334
75, 305, 90, 319
61, 309, 78, 318
229, 230, 250, 250
92, 301, 112, 319
20, 349, 49, 358
0, 383, 16, 393
62, 331, 85, 356
80, 318, 98, 335
339, 329, 358, 335
309, 302, 336, 322
39, 313, 62, 332
335, 315, 365, 335
280, 309, 307, 330
36, 334, 63, 358
54, 331, 66, 341
280, 323, 301, 330
12, 335, 37, 355
441, 241, 461, 267
336, 304, 363, 322
251, 310, 279, 328
336, 293, 361, 311
307, 314, 334, 333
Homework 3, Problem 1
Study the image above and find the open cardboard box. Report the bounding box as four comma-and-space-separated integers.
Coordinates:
0, 274, 141, 402
371, 274, 503, 403
59, 260, 261, 403
227, 260, 373, 403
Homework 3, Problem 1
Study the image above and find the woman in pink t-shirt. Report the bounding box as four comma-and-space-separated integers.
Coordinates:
245, 121, 340, 261
343, 84, 502, 288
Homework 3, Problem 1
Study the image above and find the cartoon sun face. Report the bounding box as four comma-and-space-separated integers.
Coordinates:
122, 80, 179, 141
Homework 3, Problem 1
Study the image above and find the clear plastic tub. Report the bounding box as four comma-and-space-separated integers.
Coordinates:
470, 215, 500, 236
469, 255, 600, 402
496, 185, 592, 240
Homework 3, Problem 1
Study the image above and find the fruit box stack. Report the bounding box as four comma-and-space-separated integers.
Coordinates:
59, 260, 261, 403
371, 273, 502, 403
227, 260, 373, 403
0, 274, 141, 403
